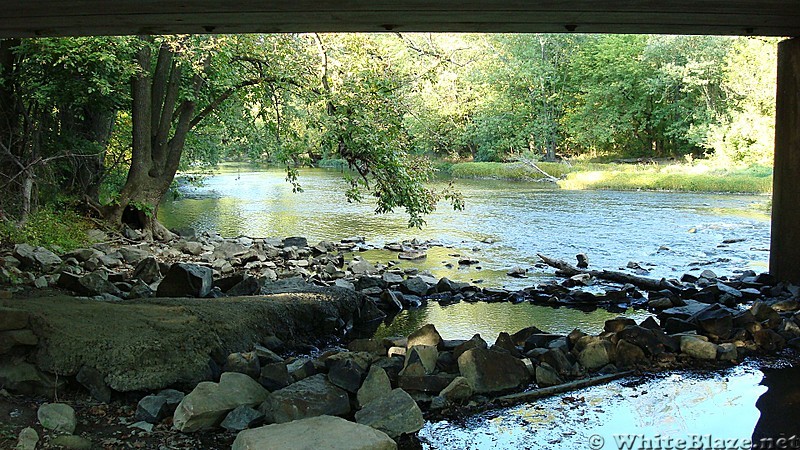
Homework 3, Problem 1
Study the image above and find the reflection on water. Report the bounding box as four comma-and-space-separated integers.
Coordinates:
420, 365, 767, 450
160, 167, 771, 290
372, 301, 652, 343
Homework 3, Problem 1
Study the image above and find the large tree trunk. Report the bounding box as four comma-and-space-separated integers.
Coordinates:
103, 37, 200, 241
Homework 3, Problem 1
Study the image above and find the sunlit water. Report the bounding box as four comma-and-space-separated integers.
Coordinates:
159, 166, 782, 447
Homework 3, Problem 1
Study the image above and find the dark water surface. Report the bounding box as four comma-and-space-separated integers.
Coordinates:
159, 167, 789, 448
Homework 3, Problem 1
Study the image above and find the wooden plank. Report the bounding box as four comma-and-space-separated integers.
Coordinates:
496, 371, 633, 406
770, 37, 800, 282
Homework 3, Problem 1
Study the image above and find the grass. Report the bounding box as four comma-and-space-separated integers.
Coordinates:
0, 207, 93, 253
446, 160, 773, 194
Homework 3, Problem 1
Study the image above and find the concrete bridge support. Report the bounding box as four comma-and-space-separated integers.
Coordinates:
770, 37, 800, 282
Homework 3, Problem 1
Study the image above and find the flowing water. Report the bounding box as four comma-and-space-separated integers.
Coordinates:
159, 166, 791, 447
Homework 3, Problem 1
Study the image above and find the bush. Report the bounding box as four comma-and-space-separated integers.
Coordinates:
0, 208, 92, 253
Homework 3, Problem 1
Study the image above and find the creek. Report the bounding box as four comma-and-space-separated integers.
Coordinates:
159, 166, 790, 447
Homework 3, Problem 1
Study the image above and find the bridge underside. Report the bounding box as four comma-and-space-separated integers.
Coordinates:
2, 1, 800, 281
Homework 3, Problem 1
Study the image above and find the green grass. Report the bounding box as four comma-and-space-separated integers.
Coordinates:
0, 207, 93, 253
446, 161, 773, 194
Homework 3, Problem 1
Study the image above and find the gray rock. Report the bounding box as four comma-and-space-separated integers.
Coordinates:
680, 335, 718, 360
259, 362, 293, 392
226, 352, 261, 379
132, 257, 162, 284
328, 357, 366, 393
286, 358, 316, 381
157, 389, 185, 410
14, 244, 62, 272
263, 374, 350, 423
354, 388, 424, 439
156, 263, 213, 298
38, 402, 77, 434
0, 360, 63, 395
173, 372, 269, 432
401, 345, 438, 376
0, 307, 29, 331
213, 242, 249, 259
118, 247, 151, 265
57, 271, 122, 297
438, 376, 473, 402
232, 415, 396, 450
615, 339, 647, 368
535, 363, 564, 387
0, 329, 38, 353
50, 435, 92, 449
136, 395, 168, 423
227, 276, 262, 296
457, 348, 529, 393
357, 366, 392, 408
453, 334, 488, 360
539, 348, 572, 376
400, 277, 430, 296
577, 338, 613, 370
179, 241, 204, 256
220, 405, 264, 432
15, 427, 38, 450
350, 259, 376, 276
718, 342, 738, 361
282, 237, 308, 248
407, 324, 442, 349
76, 366, 112, 403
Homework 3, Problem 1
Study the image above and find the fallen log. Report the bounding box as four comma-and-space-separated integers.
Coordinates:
537, 253, 682, 293
496, 371, 633, 406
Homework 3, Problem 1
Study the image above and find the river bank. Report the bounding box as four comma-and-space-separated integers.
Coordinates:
1, 229, 798, 448
441, 160, 774, 194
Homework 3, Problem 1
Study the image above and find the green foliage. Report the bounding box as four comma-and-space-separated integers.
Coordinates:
0, 207, 92, 252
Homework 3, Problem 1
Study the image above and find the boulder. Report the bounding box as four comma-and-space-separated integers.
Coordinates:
50, 435, 92, 450
604, 317, 637, 333
535, 363, 564, 387
357, 366, 392, 408
57, 271, 121, 297
615, 339, 647, 368
263, 374, 350, 424
354, 389, 424, 439
754, 329, 786, 352
0, 307, 29, 331
156, 263, 213, 298
226, 352, 261, 379
439, 376, 473, 402
15, 427, 38, 450
407, 324, 442, 349
453, 334, 488, 360
259, 362, 293, 392
232, 415, 396, 450
14, 244, 62, 272
118, 247, 151, 265
577, 339, 613, 370
539, 349, 573, 376
457, 348, 529, 393
0, 329, 38, 354
282, 237, 308, 248
401, 345, 438, 376
680, 336, 718, 360
220, 405, 265, 432
227, 276, 262, 296
694, 306, 734, 338
173, 372, 269, 432
37, 403, 77, 435
132, 257, 162, 284
136, 395, 168, 424
398, 373, 457, 393
328, 357, 367, 393
400, 277, 430, 297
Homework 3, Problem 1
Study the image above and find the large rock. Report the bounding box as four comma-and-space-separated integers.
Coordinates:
14, 244, 62, 272
132, 257, 162, 284
680, 335, 718, 360
76, 366, 111, 403
220, 405, 264, 432
457, 348, 529, 393
136, 395, 168, 424
401, 345, 438, 376
407, 324, 442, 349
577, 338, 613, 370
400, 277, 430, 296
615, 339, 647, 368
357, 365, 392, 408
57, 271, 121, 297
173, 372, 269, 432
232, 415, 396, 450
0, 307, 29, 331
15, 427, 38, 450
354, 388, 424, 439
226, 352, 261, 379
694, 306, 734, 338
263, 374, 350, 423
156, 263, 213, 298
37, 403, 77, 434
0, 329, 37, 353
535, 363, 564, 387
439, 376, 473, 402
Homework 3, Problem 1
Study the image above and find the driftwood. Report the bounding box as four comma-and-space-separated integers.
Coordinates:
496, 371, 633, 406
518, 158, 560, 183
537, 253, 682, 292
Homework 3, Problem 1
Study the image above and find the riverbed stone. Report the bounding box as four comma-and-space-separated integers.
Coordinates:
328, 357, 366, 393
694, 306, 734, 338
262, 374, 350, 423
156, 263, 213, 298
355, 388, 424, 439
400, 276, 430, 297
232, 415, 397, 450
407, 324, 443, 349
439, 376, 473, 402
259, 362, 292, 392
76, 366, 112, 403
50, 435, 92, 449
718, 342, 738, 361
136, 394, 168, 424
0, 308, 29, 331
401, 345, 438, 376
577, 338, 613, 370
453, 334, 488, 360
15, 427, 38, 450
225, 352, 261, 379
539, 348, 573, 376
457, 348, 529, 393
615, 339, 647, 368
57, 271, 122, 297
132, 257, 161, 284
37, 402, 77, 434
220, 405, 264, 432
604, 317, 637, 333
754, 329, 786, 352
357, 365, 392, 408
680, 335, 718, 360
173, 372, 269, 432
535, 363, 564, 387
751, 302, 782, 328
0, 329, 37, 353
14, 244, 62, 272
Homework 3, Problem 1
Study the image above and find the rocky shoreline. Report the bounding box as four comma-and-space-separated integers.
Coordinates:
1, 229, 799, 449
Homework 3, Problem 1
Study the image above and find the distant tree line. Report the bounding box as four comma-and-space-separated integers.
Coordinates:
0, 34, 777, 233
